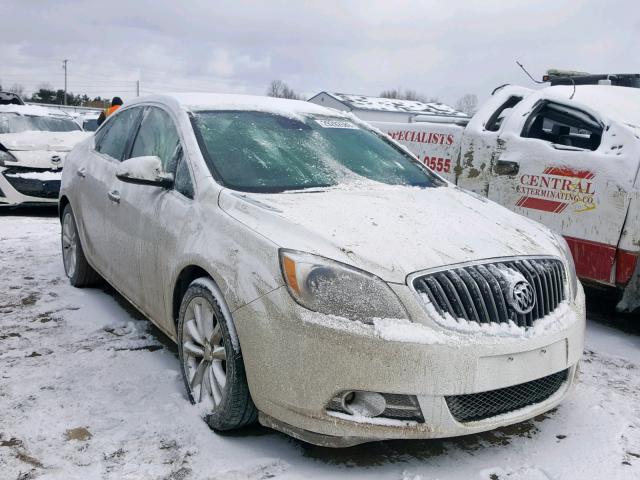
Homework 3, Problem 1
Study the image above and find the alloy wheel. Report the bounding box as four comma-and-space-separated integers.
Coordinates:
61, 213, 78, 278
182, 296, 227, 410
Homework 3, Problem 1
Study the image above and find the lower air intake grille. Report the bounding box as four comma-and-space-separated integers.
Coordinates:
445, 369, 569, 423
2, 169, 61, 199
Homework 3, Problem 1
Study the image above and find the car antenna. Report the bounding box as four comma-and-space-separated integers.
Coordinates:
516, 60, 545, 84
516, 60, 576, 100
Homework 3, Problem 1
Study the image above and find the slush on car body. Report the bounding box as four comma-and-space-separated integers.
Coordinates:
59, 93, 585, 447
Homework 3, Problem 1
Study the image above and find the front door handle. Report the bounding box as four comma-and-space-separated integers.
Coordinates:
107, 190, 120, 204
494, 160, 520, 176
76, 168, 86, 178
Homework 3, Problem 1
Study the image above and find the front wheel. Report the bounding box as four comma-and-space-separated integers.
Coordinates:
177, 278, 257, 431
61, 204, 100, 287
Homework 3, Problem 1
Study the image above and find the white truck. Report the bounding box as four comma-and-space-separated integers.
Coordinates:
370, 84, 640, 312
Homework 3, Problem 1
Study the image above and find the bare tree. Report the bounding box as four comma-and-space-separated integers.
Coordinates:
380, 88, 436, 103
455, 93, 478, 116
267, 80, 302, 100
8, 83, 25, 98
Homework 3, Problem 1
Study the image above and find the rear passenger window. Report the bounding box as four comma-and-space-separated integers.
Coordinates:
130, 107, 180, 173
521, 101, 603, 151
95, 108, 141, 160
485, 96, 522, 132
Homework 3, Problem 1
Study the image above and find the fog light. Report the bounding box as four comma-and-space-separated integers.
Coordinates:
341, 391, 386, 417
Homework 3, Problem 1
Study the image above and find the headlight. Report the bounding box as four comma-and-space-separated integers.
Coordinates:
279, 249, 408, 323
0, 150, 16, 167
553, 233, 578, 299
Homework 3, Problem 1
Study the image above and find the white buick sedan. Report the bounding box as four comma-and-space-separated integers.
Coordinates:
59, 93, 585, 447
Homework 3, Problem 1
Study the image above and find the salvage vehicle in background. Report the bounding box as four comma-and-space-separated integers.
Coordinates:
0, 91, 25, 105
369, 84, 640, 312
59, 93, 584, 447
0, 104, 91, 207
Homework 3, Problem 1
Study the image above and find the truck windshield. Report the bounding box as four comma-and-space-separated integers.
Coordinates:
0, 112, 81, 133
192, 111, 443, 193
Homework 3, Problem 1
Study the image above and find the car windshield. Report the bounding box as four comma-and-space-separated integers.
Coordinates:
191, 111, 443, 192
0, 112, 81, 133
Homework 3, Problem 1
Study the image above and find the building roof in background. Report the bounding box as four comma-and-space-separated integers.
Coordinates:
318, 92, 467, 117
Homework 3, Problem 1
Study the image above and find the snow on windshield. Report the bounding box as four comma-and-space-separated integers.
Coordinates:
0, 112, 81, 133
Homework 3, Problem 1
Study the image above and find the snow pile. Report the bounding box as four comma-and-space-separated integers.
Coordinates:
421, 294, 576, 342
372, 317, 448, 344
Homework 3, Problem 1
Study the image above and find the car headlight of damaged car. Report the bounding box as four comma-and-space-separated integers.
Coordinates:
553, 233, 579, 299
280, 249, 408, 323
0, 150, 16, 167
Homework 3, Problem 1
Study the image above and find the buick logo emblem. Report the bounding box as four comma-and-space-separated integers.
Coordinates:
510, 280, 536, 315
51, 155, 62, 165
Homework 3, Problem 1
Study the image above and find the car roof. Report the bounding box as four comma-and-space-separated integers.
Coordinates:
0, 104, 72, 118
541, 85, 640, 126
126, 92, 346, 118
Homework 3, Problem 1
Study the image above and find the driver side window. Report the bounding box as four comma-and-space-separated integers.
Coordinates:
130, 106, 194, 198
521, 101, 603, 151
130, 107, 180, 172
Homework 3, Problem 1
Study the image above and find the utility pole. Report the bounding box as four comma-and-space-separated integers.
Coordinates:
136, 80, 140, 97
62, 59, 68, 105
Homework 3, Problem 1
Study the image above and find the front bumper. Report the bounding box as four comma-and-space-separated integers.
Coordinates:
232, 283, 586, 446
0, 166, 61, 207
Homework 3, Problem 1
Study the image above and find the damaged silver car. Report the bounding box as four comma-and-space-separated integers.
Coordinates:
59, 93, 585, 447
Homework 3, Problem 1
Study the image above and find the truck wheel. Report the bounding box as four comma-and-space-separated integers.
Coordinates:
61, 204, 100, 287
177, 278, 257, 431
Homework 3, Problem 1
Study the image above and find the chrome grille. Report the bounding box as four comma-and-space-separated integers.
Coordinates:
413, 258, 566, 327
445, 369, 569, 423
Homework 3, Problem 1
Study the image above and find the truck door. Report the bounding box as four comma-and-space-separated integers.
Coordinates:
456, 86, 531, 195
488, 98, 640, 285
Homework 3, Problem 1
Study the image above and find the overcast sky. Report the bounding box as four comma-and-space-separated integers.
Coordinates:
1, 0, 638, 106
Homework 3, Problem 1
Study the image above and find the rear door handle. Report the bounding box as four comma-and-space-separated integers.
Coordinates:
494, 160, 520, 176
107, 190, 120, 204
76, 168, 86, 178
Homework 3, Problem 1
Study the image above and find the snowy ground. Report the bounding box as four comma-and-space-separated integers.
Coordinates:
1, 210, 639, 480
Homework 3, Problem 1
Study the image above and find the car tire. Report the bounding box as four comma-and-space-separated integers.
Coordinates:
177, 278, 257, 431
61, 204, 100, 287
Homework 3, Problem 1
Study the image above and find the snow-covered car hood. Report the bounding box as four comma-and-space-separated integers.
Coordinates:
0, 131, 91, 169
0, 130, 91, 152
219, 183, 563, 283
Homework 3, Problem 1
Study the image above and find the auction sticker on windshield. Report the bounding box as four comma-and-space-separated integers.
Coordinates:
315, 118, 358, 129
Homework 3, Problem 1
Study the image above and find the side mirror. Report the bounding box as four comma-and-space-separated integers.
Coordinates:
116, 155, 174, 188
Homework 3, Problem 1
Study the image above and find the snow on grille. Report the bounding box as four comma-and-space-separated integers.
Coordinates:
414, 258, 566, 327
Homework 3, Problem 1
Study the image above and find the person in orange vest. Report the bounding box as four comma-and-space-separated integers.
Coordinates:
96, 97, 123, 127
